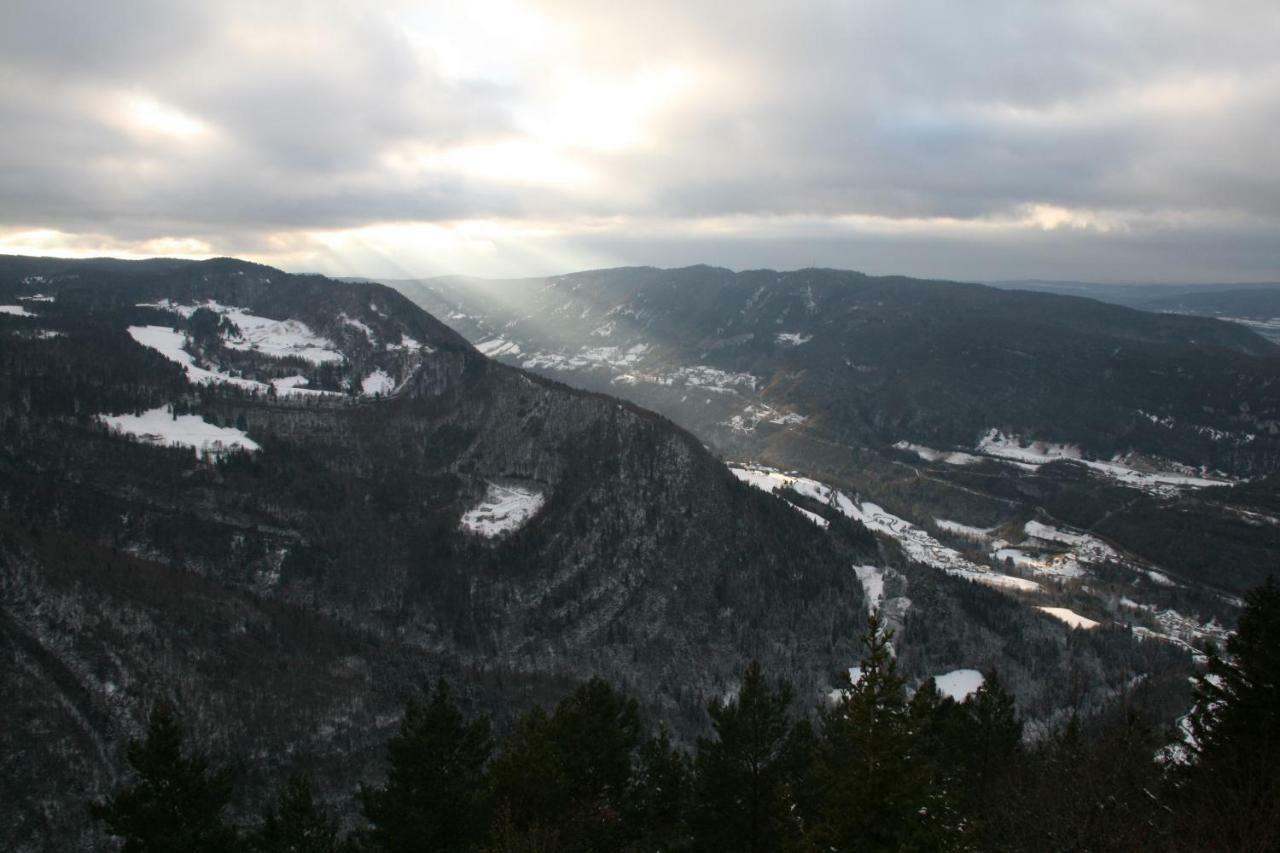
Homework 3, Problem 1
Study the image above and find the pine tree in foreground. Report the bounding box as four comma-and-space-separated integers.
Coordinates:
1171, 578, 1280, 851
691, 660, 811, 853
251, 773, 342, 853
359, 680, 493, 853
90, 701, 238, 853
811, 609, 956, 852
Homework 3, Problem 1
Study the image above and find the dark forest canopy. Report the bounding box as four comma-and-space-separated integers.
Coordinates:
93, 588, 1280, 852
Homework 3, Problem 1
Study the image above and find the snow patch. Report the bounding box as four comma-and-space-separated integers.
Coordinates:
361, 369, 395, 396
386, 333, 429, 352
0, 305, 37, 317
340, 313, 374, 339
935, 669, 985, 701
460, 482, 546, 538
477, 337, 523, 357
976, 429, 1235, 495
729, 463, 1040, 594
894, 441, 984, 466
128, 325, 336, 397
935, 519, 996, 540
775, 332, 812, 346
97, 406, 260, 458
139, 300, 344, 364
853, 565, 885, 613
1036, 606, 1100, 630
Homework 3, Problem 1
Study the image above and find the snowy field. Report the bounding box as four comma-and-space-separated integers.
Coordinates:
139, 300, 344, 364
361, 369, 396, 396
935, 669, 985, 701
129, 325, 264, 391
897, 431, 1236, 495
97, 406, 260, 458
728, 464, 1040, 594
460, 482, 546, 537
127, 326, 342, 397
1036, 607, 1100, 630
976, 429, 1234, 495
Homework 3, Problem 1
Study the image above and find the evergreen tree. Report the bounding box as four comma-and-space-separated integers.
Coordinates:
90, 702, 238, 853
811, 610, 950, 852
360, 680, 493, 853
624, 725, 694, 852
954, 671, 1022, 846
546, 676, 642, 826
1171, 579, 1280, 850
252, 774, 342, 853
691, 660, 809, 853
489, 677, 642, 852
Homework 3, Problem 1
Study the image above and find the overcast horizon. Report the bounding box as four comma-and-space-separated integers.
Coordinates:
3, 1, 1279, 283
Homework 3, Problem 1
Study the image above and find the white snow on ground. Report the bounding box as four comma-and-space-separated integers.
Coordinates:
460, 482, 546, 537
674, 365, 757, 392
992, 520, 1178, 586
935, 519, 997, 540
978, 430, 1083, 465
18, 293, 54, 302
0, 305, 36, 317
271, 375, 312, 393
128, 326, 337, 397
729, 464, 1040, 593
521, 343, 651, 372
847, 501, 1040, 593
894, 441, 984, 466
340, 313, 374, 339
725, 403, 808, 433
128, 325, 263, 391
1141, 608, 1231, 647
993, 545, 1087, 580
976, 429, 1235, 495
477, 337, 523, 357
361, 369, 395, 396
853, 565, 885, 613
935, 669, 985, 701
795, 507, 830, 528
97, 406, 260, 458
386, 333, 428, 352
1036, 607, 1100, 629
775, 332, 812, 346
139, 300, 344, 364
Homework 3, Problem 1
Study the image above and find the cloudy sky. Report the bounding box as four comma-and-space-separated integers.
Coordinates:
2, 1, 1278, 282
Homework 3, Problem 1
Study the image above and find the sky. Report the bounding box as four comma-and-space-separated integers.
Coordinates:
1, 0, 1278, 283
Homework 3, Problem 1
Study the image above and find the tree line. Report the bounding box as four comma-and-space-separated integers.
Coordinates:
92, 583, 1280, 852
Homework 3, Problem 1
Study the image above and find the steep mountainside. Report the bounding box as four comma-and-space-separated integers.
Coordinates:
1, 255, 1187, 851
390, 265, 1280, 653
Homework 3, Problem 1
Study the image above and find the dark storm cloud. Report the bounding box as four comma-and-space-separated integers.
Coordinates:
0, 0, 1277, 280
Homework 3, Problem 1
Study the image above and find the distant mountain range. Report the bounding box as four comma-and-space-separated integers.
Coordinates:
988, 279, 1280, 341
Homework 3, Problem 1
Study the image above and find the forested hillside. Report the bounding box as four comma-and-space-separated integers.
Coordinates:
0, 255, 1199, 850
